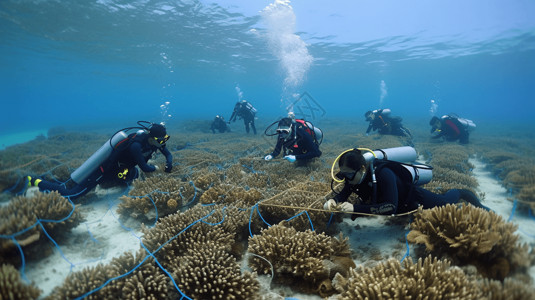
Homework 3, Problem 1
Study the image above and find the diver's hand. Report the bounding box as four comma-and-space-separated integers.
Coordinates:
154, 165, 160, 171
323, 199, 337, 211
339, 202, 354, 213
165, 163, 172, 173
283, 155, 296, 163
264, 154, 273, 161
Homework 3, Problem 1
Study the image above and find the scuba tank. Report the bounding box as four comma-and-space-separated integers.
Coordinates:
362, 146, 417, 163
456, 117, 476, 131
70, 131, 128, 184
402, 163, 433, 185
303, 120, 323, 145
361, 146, 432, 186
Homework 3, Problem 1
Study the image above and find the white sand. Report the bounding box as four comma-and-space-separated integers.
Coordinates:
24, 187, 144, 298
20, 159, 535, 299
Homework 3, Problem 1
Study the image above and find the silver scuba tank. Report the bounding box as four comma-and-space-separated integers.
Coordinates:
362, 146, 432, 186
402, 164, 433, 185
363, 146, 417, 163
70, 131, 128, 184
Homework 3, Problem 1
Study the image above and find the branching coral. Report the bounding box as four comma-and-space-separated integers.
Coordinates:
46, 250, 170, 300
479, 277, 535, 299
0, 264, 41, 299
118, 176, 196, 221
0, 191, 83, 266
257, 181, 332, 233
407, 204, 530, 280
171, 240, 260, 299
333, 255, 482, 299
247, 224, 353, 297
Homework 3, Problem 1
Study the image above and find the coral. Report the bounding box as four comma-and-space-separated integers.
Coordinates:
46, 250, 170, 300
199, 184, 262, 207
0, 264, 41, 299
479, 277, 535, 299
247, 224, 353, 296
0, 191, 83, 266
117, 176, 196, 221
171, 240, 260, 299
257, 181, 332, 233
334, 255, 482, 299
407, 204, 530, 280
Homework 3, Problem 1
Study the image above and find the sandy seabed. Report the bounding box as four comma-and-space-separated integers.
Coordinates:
1, 118, 534, 299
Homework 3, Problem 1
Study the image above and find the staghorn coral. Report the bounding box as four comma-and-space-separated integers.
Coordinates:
0, 264, 41, 300
407, 204, 530, 280
479, 277, 535, 299
334, 255, 482, 299
46, 250, 170, 300
199, 184, 262, 207
141, 204, 240, 266
171, 240, 260, 299
193, 170, 223, 191
257, 181, 332, 233
118, 176, 196, 221
247, 224, 353, 296
0, 191, 83, 266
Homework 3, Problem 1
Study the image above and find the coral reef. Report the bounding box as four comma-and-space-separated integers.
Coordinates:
117, 176, 196, 221
479, 277, 535, 299
247, 224, 353, 297
171, 240, 259, 299
46, 250, 170, 300
0, 264, 41, 300
407, 204, 530, 280
0, 191, 83, 266
333, 255, 482, 299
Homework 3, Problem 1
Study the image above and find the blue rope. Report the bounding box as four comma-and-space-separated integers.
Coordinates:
400, 230, 411, 263
508, 198, 518, 222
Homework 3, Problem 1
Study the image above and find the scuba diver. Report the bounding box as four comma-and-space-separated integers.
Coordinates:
210, 115, 230, 133
264, 113, 323, 163
228, 100, 257, 134
23, 121, 173, 201
429, 114, 475, 144
324, 147, 488, 218
364, 109, 412, 139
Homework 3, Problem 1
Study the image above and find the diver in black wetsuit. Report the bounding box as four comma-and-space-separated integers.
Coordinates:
324, 149, 488, 217
210, 115, 230, 133
364, 109, 412, 138
264, 116, 322, 163
430, 114, 475, 144
25, 122, 173, 201
228, 100, 257, 134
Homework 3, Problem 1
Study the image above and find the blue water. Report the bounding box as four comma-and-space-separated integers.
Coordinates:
1, 0, 534, 133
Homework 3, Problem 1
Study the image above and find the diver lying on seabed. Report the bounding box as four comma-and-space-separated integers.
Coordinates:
19, 121, 173, 201
324, 147, 489, 218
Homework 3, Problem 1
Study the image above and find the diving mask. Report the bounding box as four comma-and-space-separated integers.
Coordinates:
154, 134, 170, 145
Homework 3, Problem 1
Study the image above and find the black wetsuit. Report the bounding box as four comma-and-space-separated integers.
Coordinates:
334, 161, 462, 215
229, 102, 256, 134
211, 118, 230, 133
38, 133, 172, 200
269, 124, 321, 161
432, 118, 469, 144
366, 113, 410, 137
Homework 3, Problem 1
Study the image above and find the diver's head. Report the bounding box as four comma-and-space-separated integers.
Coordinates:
429, 116, 441, 132
336, 149, 368, 184
364, 111, 374, 121
276, 117, 293, 139
287, 111, 296, 120
148, 123, 170, 147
